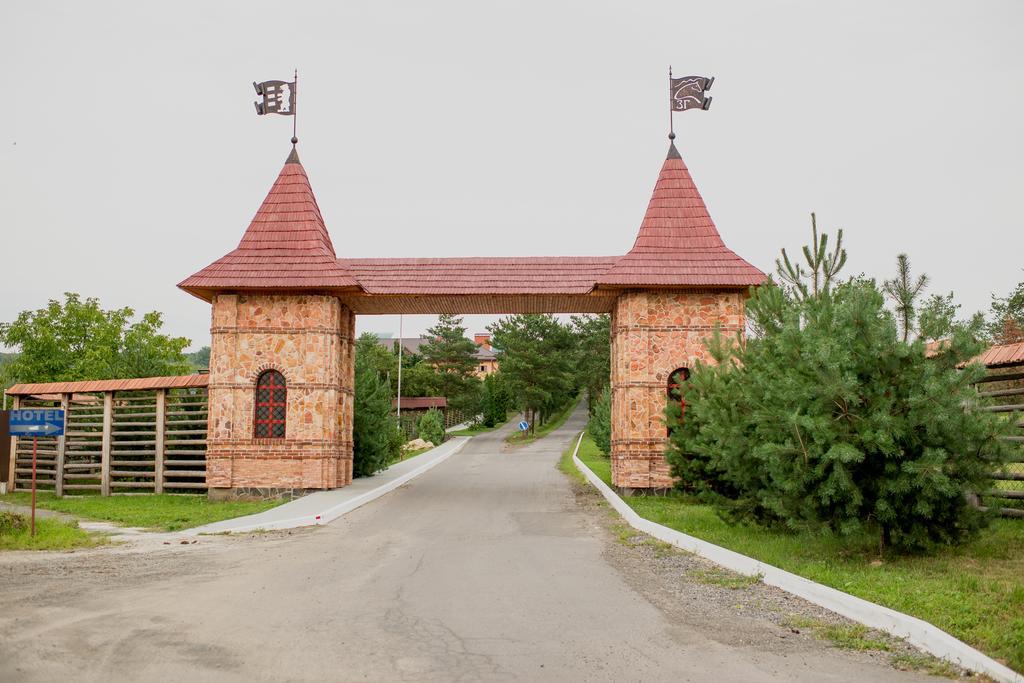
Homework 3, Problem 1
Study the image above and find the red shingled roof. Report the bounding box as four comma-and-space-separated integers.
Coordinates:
977, 341, 1024, 368
179, 142, 766, 302
339, 257, 618, 295
178, 148, 359, 300
598, 142, 767, 288
392, 396, 447, 410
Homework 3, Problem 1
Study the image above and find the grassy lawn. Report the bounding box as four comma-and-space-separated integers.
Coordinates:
567, 432, 1024, 673
506, 396, 580, 446
0, 492, 286, 532
0, 511, 105, 551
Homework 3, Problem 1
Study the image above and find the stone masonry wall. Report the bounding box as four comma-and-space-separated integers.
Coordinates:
206, 293, 355, 494
610, 290, 745, 489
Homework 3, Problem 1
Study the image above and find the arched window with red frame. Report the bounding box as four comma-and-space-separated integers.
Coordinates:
667, 367, 690, 435
254, 370, 287, 438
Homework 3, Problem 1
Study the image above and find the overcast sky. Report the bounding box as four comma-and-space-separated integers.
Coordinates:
2, 1, 1022, 350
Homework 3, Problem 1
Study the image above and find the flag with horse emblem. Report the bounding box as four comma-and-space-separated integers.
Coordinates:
670, 76, 714, 112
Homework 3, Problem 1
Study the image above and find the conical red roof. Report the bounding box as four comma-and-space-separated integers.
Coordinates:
598, 142, 766, 288
178, 147, 360, 300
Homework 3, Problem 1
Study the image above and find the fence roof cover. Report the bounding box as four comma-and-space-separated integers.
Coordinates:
5, 374, 210, 396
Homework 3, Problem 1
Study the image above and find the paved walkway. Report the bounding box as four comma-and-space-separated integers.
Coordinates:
0, 405, 931, 681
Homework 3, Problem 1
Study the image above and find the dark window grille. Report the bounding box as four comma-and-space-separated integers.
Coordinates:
254, 370, 287, 438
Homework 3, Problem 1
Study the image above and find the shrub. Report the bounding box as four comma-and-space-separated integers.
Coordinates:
0, 512, 28, 535
417, 408, 445, 447
588, 386, 611, 456
666, 280, 1012, 553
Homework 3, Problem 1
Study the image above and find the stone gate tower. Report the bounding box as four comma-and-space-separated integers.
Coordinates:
597, 142, 764, 491
179, 148, 360, 498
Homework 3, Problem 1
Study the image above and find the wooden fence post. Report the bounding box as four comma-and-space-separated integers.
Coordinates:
55, 393, 69, 496
155, 389, 166, 494
101, 392, 113, 496
7, 395, 18, 491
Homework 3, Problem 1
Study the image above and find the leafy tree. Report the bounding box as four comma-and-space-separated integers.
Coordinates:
917, 292, 985, 343
883, 253, 929, 342
399, 361, 439, 398
0, 292, 191, 387
419, 314, 482, 414
587, 385, 611, 456
488, 314, 576, 430
775, 213, 847, 301
353, 334, 402, 477
665, 279, 1012, 553
417, 408, 445, 446
570, 314, 610, 412
186, 346, 211, 371
988, 280, 1024, 344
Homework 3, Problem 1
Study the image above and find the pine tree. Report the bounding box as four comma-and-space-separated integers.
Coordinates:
419, 314, 482, 415
665, 279, 1012, 553
775, 213, 847, 301
883, 253, 929, 342
353, 335, 403, 477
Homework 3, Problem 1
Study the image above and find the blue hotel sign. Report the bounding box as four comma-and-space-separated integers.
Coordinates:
9, 409, 65, 437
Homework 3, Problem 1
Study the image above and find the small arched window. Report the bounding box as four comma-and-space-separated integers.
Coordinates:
667, 367, 690, 435
255, 370, 287, 438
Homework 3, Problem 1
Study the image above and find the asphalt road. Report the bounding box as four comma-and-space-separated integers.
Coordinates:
0, 405, 932, 682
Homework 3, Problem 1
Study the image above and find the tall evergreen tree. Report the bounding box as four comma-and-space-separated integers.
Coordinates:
775, 213, 847, 301
988, 279, 1024, 344
883, 253, 930, 342
353, 334, 402, 477
418, 314, 481, 414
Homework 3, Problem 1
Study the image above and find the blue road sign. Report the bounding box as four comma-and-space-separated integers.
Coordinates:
9, 409, 65, 437
518, 420, 529, 431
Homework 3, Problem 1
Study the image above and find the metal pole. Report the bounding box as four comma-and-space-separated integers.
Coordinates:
31, 436, 37, 536
292, 68, 298, 144
668, 65, 674, 138
396, 314, 403, 420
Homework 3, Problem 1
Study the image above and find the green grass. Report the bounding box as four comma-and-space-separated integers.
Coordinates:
784, 616, 892, 652
0, 492, 286, 532
448, 416, 512, 437
571, 433, 1024, 673
691, 567, 762, 590
508, 397, 581, 446
0, 511, 105, 551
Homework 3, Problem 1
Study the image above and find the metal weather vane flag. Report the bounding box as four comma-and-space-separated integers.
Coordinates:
254, 70, 300, 145
670, 74, 714, 112
668, 67, 714, 139
253, 79, 296, 115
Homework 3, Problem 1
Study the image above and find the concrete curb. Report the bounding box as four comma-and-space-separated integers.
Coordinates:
569, 433, 1024, 683
185, 437, 470, 535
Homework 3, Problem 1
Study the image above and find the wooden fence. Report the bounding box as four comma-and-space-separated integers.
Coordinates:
8, 387, 208, 495
974, 368, 1024, 518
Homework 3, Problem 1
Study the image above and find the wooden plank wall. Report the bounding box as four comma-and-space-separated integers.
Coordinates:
11, 387, 208, 495
975, 368, 1024, 518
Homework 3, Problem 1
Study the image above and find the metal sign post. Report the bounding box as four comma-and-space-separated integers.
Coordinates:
9, 409, 66, 537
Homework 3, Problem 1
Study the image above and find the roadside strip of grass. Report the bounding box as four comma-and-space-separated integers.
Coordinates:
0, 511, 105, 551
506, 396, 581, 446
0, 492, 286, 532
567, 432, 1024, 674
448, 415, 513, 437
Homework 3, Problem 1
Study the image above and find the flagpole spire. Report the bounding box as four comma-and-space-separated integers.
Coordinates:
668, 65, 675, 141
291, 69, 299, 146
